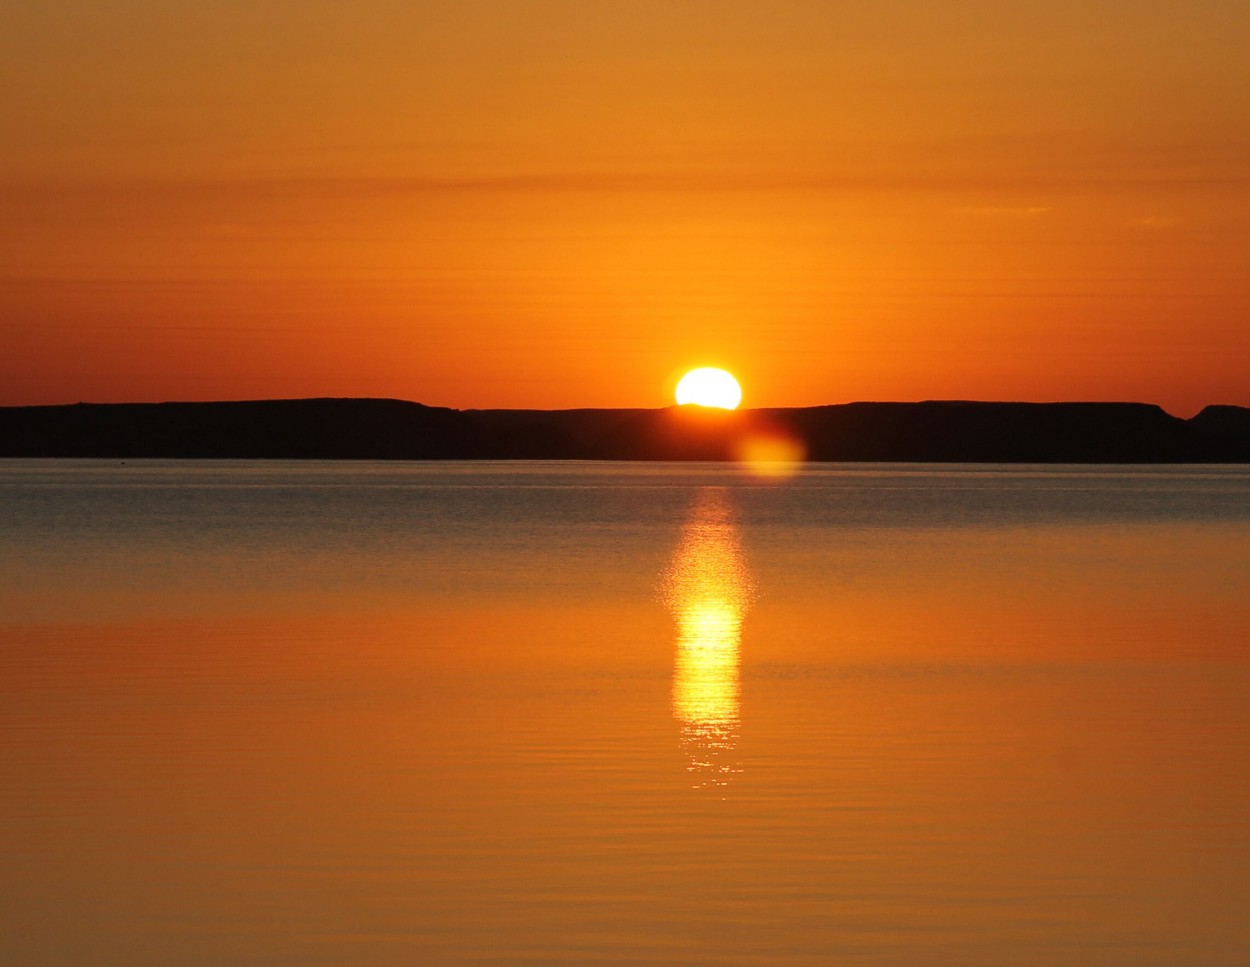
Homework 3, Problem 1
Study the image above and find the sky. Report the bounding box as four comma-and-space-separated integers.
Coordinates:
2, 0, 1248, 414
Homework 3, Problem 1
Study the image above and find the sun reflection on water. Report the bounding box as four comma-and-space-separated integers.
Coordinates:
662, 488, 754, 789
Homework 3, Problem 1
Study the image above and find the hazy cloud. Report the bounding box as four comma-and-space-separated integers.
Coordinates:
950, 206, 1050, 218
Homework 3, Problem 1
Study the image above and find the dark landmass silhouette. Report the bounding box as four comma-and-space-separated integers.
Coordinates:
1, 398, 1248, 462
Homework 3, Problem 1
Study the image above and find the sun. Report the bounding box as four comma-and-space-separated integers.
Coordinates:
675, 368, 743, 410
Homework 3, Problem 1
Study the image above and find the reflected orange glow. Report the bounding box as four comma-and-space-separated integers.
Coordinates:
736, 431, 807, 479
6, 464, 1250, 961
662, 488, 754, 787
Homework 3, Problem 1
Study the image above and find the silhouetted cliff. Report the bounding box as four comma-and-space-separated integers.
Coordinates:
1, 398, 1247, 462
772, 401, 1203, 462
0, 398, 479, 459
1189, 405, 1250, 460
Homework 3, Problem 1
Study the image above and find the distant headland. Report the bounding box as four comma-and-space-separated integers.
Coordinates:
2, 398, 1248, 462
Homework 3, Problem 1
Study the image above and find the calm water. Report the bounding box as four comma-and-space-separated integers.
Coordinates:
3, 460, 1250, 965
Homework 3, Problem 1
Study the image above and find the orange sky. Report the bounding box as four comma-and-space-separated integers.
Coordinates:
2, 1, 1247, 415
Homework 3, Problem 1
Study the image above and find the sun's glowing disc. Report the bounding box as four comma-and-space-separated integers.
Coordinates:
675, 368, 742, 410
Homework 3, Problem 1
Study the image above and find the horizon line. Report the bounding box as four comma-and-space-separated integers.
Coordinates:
4, 396, 1244, 422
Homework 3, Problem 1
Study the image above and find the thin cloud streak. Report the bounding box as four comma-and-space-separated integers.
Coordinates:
4, 170, 1250, 203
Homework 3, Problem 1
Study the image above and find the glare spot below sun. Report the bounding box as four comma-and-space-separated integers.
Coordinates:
675, 368, 742, 410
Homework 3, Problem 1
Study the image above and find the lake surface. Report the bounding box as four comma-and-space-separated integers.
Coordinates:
3, 460, 1250, 966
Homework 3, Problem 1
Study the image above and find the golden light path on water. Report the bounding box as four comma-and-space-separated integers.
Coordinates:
662, 488, 754, 788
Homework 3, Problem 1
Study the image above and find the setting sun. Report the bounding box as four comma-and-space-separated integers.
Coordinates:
675, 368, 743, 410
